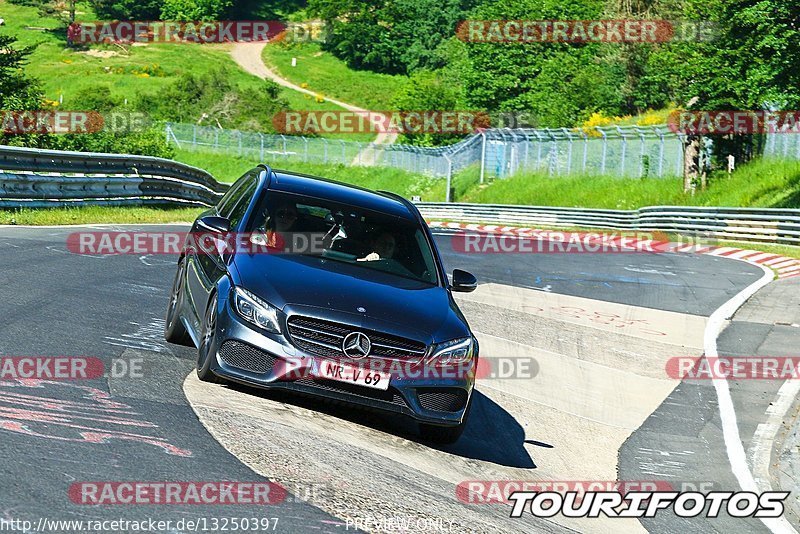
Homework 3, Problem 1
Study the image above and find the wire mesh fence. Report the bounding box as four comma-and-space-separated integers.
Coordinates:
165, 123, 684, 182
481, 127, 684, 180
764, 133, 800, 160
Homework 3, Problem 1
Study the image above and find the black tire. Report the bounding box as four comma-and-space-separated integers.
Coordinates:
164, 259, 193, 346
197, 292, 225, 383
419, 397, 472, 444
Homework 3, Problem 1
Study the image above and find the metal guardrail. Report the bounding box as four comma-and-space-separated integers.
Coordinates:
0, 144, 797, 248
416, 203, 800, 246
0, 144, 229, 208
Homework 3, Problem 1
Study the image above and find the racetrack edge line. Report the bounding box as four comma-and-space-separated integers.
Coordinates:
705, 260, 798, 534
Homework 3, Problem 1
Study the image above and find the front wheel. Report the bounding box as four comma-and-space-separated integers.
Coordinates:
165, 259, 193, 346
197, 293, 225, 384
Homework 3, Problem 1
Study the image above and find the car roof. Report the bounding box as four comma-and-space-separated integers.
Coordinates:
265, 168, 417, 221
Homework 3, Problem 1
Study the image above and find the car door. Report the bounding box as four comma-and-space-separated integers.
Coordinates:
186, 170, 259, 329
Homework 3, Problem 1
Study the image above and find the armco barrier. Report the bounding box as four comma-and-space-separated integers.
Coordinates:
416, 203, 800, 246
0, 144, 229, 208
1, 144, 797, 247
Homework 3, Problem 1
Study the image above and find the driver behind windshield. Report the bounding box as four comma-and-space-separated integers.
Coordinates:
358, 230, 396, 262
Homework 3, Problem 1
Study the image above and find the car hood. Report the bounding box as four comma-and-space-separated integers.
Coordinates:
231, 253, 468, 343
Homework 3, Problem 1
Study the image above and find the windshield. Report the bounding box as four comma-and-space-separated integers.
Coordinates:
247, 191, 439, 285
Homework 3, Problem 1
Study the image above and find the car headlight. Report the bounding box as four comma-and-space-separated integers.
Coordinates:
429, 337, 474, 365
233, 287, 280, 334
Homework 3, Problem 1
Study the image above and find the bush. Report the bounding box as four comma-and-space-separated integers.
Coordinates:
88, 0, 163, 20
159, 0, 233, 21
137, 68, 286, 132
391, 70, 468, 146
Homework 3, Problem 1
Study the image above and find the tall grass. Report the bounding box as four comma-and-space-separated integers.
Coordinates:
261, 43, 406, 110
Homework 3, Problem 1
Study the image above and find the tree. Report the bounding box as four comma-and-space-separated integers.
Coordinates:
309, 0, 476, 75
451, 0, 625, 126
391, 70, 468, 145
0, 35, 43, 113
160, 0, 234, 22
88, 0, 163, 20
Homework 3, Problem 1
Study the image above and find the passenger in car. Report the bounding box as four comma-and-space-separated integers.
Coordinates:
255, 202, 298, 250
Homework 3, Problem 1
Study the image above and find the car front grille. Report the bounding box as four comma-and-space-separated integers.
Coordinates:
293, 376, 409, 408
287, 315, 427, 362
219, 340, 276, 374
416, 388, 468, 412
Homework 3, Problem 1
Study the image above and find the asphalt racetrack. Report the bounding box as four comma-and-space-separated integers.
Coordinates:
0, 224, 796, 533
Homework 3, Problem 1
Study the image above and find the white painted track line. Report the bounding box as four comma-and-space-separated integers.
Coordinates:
705, 260, 798, 534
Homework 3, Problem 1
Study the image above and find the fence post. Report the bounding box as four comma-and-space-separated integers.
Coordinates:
635, 126, 646, 178
323, 139, 328, 163
520, 130, 531, 170
562, 128, 573, 175
796, 134, 800, 159
783, 131, 790, 157
479, 130, 487, 183
615, 126, 627, 177
655, 127, 665, 178
546, 129, 557, 176
259, 134, 264, 161
580, 129, 588, 172
192, 124, 197, 146
341, 140, 346, 164
596, 127, 607, 175
507, 128, 520, 176
302, 137, 308, 162
533, 130, 544, 170
281, 135, 287, 156
444, 154, 453, 203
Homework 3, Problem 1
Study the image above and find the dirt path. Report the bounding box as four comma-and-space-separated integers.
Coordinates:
230, 42, 397, 164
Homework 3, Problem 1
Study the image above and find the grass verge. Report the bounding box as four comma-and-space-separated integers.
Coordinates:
261, 42, 406, 110
458, 158, 800, 209
172, 148, 444, 199
0, 206, 204, 225
0, 0, 366, 140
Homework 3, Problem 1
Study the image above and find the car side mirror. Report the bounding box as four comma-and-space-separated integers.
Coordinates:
451, 269, 477, 292
198, 215, 231, 234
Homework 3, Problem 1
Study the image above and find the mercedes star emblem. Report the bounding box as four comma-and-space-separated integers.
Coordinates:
342, 332, 371, 359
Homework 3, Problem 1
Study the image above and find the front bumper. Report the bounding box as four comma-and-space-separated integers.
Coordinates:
209, 297, 474, 426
